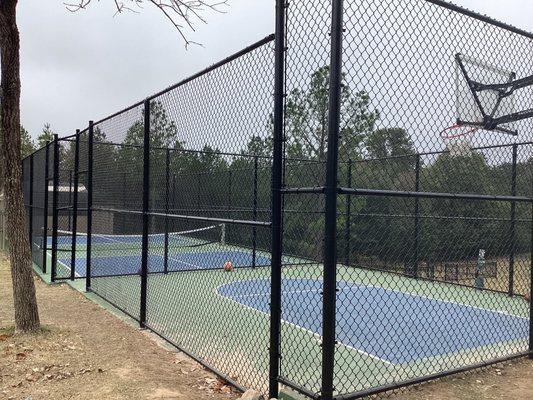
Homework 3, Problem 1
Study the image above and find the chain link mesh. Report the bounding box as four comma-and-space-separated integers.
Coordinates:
19, 1, 533, 398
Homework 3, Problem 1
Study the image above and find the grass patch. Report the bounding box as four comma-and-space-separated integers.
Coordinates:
0, 326, 15, 341
0, 325, 56, 338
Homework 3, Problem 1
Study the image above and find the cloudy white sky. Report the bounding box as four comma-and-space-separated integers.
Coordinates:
17, 0, 533, 140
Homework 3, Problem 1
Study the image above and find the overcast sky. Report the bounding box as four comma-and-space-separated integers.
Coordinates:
17, 0, 533, 140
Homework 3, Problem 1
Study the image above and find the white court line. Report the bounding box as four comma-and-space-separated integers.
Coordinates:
228, 283, 527, 320
230, 288, 321, 299
215, 283, 394, 366
339, 281, 530, 321
236, 276, 528, 321
168, 255, 204, 270
218, 277, 529, 364
46, 250, 82, 278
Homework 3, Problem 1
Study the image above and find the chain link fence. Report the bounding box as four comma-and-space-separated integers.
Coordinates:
18, 1, 533, 399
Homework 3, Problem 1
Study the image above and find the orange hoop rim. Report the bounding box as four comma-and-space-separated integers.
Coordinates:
440, 124, 479, 139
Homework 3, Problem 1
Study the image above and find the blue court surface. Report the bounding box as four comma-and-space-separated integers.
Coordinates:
59, 250, 271, 277
218, 278, 529, 364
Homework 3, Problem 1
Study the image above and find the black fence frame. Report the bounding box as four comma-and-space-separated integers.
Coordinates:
19, 1, 533, 399
289, 1, 533, 399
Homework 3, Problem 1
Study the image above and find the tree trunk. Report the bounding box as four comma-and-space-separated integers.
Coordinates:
0, 0, 40, 332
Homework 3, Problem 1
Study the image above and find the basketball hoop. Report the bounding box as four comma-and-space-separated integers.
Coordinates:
439, 124, 479, 139
440, 124, 478, 156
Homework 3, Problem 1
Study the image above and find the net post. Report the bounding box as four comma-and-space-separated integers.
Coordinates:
221, 223, 226, 246
42, 141, 50, 274
413, 154, 421, 278
164, 148, 170, 275
252, 156, 258, 268
508, 143, 518, 296
28, 154, 34, 255
86, 121, 94, 291
227, 169, 232, 211
140, 99, 151, 328
70, 130, 80, 281
51, 134, 60, 282
269, 1, 286, 397
344, 159, 352, 266
322, 1, 344, 398
197, 170, 202, 211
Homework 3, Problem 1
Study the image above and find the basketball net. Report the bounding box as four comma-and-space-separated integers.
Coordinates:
440, 124, 478, 156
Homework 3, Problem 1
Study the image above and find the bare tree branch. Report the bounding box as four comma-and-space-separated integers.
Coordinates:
64, 0, 228, 46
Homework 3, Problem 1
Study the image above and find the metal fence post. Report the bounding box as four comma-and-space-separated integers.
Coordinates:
322, 1, 344, 398
252, 156, 258, 268
344, 159, 352, 266
86, 122, 94, 291
413, 154, 421, 278
70, 130, 80, 280
164, 148, 170, 274
42, 141, 50, 273
140, 99, 151, 328
68, 169, 73, 231
529, 201, 533, 359
121, 172, 127, 232
172, 173, 177, 213
28, 154, 34, 251
508, 144, 518, 296
51, 135, 60, 282
269, 0, 286, 397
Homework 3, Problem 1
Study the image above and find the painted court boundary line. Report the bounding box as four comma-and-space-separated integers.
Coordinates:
214, 283, 395, 366
218, 278, 529, 364
47, 249, 82, 279
229, 281, 527, 321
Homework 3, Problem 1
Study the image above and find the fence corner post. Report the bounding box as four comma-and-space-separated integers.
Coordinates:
50, 135, 60, 282
28, 154, 34, 257
70, 130, 81, 281
321, 0, 345, 399
86, 122, 94, 292
140, 99, 151, 328
42, 141, 51, 274
508, 143, 518, 296
529, 202, 533, 359
269, 0, 287, 398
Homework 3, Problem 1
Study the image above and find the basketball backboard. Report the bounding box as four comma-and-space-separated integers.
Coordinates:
455, 53, 533, 135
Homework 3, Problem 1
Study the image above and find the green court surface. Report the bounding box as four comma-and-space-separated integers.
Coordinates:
85, 263, 529, 395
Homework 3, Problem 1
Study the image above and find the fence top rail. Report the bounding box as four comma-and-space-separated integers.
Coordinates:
426, 0, 533, 40
73, 34, 275, 133
59, 133, 78, 141
21, 141, 50, 163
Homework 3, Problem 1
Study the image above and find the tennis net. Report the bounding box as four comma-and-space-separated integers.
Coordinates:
55, 224, 226, 253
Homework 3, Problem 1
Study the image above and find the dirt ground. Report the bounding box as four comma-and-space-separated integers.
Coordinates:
386, 358, 533, 400
0, 251, 532, 400
0, 252, 238, 400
